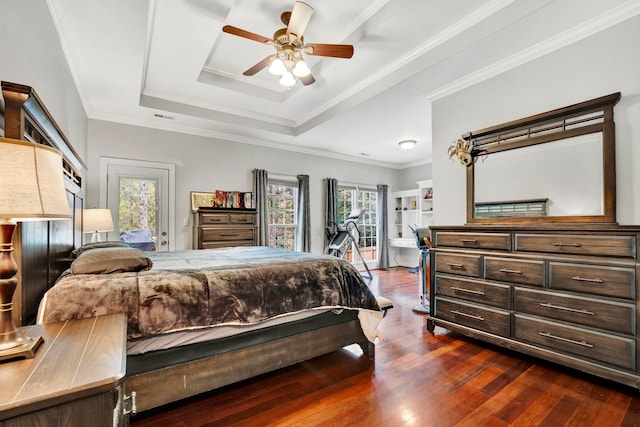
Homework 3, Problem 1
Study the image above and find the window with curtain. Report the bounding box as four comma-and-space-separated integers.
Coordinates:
336, 186, 378, 263
267, 180, 298, 250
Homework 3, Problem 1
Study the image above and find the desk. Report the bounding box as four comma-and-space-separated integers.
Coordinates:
0, 313, 127, 426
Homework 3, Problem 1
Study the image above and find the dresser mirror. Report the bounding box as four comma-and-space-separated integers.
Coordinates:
465, 92, 621, 224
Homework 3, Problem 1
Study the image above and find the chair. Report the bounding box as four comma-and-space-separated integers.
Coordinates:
120, 228, 156, 251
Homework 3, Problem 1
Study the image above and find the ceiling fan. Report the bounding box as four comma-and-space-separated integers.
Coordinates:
222, 1, 354, 87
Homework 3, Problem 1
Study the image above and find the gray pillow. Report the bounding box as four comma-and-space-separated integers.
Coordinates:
70, 247, 153, 274
70, 241, 131, 260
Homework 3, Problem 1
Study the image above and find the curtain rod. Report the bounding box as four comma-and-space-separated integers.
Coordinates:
333, 179, 378, 190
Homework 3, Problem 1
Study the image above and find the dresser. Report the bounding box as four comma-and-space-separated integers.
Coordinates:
428, 225, 640, 388
193, 207, 257, 249
0, 313, 128, 426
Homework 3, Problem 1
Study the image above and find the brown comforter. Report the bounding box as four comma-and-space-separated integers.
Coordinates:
37, 247, 381, 340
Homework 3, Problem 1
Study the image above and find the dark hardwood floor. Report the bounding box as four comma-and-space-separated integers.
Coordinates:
131, 268, 640, 426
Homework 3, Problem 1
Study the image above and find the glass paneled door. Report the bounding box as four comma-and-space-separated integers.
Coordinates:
106, 162, 171, 251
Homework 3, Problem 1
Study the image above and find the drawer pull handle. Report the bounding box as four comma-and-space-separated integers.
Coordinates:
219, 234, 240, 237
124, 391, 137, 416
499, 268, 522, 274
572, 276, 604, 283
450, 310, 484, 321
459, 239, 478, 244
451, 286, 485, 296
539, 302, 595, 316
538, 332, 594, 348
446, 263, 465, 269
553, 242, 582, 248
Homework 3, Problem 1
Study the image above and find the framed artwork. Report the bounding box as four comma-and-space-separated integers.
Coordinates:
190, 191, 216, 211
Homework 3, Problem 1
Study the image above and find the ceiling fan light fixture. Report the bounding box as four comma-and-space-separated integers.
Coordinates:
292, 59, 310, 77
399, 139, 417, 151
268, 58, 287, 75
279, 71, 296, 87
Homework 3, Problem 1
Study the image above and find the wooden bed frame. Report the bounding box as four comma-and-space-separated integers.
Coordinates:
2, 81, 376, 417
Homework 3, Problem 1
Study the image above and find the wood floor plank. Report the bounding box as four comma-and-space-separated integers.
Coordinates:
131, 268, 640, 427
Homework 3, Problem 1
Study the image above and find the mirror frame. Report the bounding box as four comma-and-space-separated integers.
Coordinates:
465, 92, 621, 224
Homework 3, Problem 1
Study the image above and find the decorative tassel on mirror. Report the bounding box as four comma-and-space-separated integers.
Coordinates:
447, 138, 474, 166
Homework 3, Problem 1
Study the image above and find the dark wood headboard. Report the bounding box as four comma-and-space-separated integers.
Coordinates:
1, 81, 86, 325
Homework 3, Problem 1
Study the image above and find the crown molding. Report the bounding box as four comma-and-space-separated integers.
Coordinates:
424, 0, 640, 102
45, 0, 92, 116
88, 111, 407, 169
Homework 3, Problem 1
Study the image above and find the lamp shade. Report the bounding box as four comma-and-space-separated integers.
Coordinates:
0, 137, 71, 220
83, 209, 114, 233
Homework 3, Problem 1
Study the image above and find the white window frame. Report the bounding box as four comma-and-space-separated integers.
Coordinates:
266, 175, 298, 250
336, 185, 378, 269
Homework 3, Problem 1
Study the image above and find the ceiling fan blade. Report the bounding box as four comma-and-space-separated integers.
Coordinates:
222, 25, 273, 44
303, 43, 354, 58
243, 55, 276, 76
286, 2, 313, 42
299, 73, 315, 86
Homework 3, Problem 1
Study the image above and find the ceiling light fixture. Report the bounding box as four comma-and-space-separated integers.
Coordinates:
279, 71, 296, 87
399, 140, 417, 151
270, 47, 311, 87
268, 58, 287, 75
292, 59, 310, 77
222, 2, 354, 88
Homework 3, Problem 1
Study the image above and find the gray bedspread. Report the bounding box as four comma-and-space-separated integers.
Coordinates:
37, 247, 381, 340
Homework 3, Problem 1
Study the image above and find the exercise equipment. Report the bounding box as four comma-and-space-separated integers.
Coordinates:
325, 209, 372, 279
411, 226, 432, 314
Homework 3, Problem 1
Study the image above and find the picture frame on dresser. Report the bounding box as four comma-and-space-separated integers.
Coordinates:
190, 191, 217, 212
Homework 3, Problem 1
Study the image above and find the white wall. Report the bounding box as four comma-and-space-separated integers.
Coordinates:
0, 0, 88, 160
86, 119, 411, 253
396, 163, 433, 192
432, 15, 640, 226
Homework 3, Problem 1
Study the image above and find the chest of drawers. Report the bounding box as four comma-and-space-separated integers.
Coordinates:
193, 208, 257, 249
0, 314, 127, 426
428, 225, 640, 388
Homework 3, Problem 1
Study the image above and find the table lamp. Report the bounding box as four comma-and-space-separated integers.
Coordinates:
0, 137, 71, 361
83, 208, 114, 242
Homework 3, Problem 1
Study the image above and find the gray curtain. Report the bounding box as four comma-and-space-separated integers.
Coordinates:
295, 174, 310, 252
324, 178, 338, 250
377, 184, 389, 270
252, 169, 269, 246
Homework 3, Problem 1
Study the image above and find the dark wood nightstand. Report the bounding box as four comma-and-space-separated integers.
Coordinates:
0, 313, 127, 426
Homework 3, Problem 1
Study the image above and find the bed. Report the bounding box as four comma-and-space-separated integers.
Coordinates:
37, 244, 382, 413
3, 81, 385, 417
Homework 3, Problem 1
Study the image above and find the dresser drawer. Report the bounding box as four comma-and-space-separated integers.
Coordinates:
200, 213, 229, 224
485, 257, 544, 287
202, 241, 254, 249
434, 253, 482, 277
434, 232, 511, 251
549, 262, 635, 299
200, 227, 254, 242
514, 287, 635, 335
229, 214, 255, 225
435, 275, 511, 309
514, 234, 636, 258
435, 297, 510, 337
514, 314, 636, 371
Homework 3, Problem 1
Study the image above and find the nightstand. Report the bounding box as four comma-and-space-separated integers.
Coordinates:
0, 313, 127, 426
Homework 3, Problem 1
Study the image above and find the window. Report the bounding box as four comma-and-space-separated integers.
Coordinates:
118, 178, 157, 238
267, 181, 298, 250
336, 187, 378, 263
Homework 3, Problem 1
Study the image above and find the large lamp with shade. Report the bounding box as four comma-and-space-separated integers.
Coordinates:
83, 208, 114, 243
0, 137, 71, 361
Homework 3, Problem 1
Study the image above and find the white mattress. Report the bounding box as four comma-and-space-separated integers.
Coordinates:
126, 308, 333, 355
